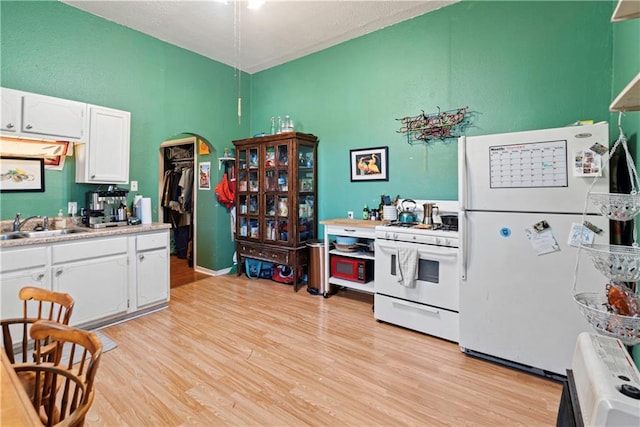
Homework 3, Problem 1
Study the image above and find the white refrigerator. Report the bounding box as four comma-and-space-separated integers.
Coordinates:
458, 123, 610, 378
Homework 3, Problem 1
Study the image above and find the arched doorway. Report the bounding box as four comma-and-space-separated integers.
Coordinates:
159, 135, 211, 286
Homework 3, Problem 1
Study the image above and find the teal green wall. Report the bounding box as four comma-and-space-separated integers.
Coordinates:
0, 0, 634, 274
251, 1, 614, 220
0, 0, 250, 270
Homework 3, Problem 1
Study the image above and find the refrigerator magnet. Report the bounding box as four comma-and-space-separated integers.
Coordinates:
573, 149, 602, 177
532, 220, 550, 232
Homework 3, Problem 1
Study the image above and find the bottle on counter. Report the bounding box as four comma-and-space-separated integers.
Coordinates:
55, 209, 66, 230
362, 204, 369, 220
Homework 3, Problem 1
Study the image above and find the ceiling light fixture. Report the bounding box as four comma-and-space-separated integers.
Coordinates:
247, 0, 265, 10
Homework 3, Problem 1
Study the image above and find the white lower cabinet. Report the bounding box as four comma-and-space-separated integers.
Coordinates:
52, 237, 129, 327
1, 229, 170, 329
0, 246, 49, 320
135, 232, 169, 308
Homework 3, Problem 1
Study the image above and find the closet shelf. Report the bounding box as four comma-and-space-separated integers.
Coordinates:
610, 72, 640, 112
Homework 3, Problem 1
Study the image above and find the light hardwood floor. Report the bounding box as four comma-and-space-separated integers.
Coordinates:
170, 255, 209, 288
88, 275, 562, 426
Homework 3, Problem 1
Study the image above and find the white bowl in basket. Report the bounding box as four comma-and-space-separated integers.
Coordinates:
589, 192, 640, 221
581, 243, 640, 282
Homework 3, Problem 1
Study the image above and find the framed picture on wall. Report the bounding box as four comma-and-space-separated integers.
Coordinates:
350, 146, 389, 182
0, 157, 45, 192
198, 161, 211, 190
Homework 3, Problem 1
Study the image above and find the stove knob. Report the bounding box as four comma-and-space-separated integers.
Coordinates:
620, 384, 640, 400
444, 238, 451, 246
435, 237, 442, 245
393, 233, 399, 240
412, 235, 417, 241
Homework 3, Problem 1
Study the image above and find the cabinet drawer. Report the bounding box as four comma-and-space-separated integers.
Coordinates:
0, 246, 48, 273
137, 232, 168, 251
326, 225, 376, 240
374, 294, 459, 343
52, 237, 128, 264
239, 244, 289, 264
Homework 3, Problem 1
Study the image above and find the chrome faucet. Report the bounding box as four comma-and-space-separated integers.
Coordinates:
13, 213, 49, 232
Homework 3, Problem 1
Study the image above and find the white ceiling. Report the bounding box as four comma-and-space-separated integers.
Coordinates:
62, 0, 458, 74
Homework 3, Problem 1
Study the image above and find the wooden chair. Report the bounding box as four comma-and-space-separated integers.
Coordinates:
1, 287, 75, 364
13, 320, 103, 427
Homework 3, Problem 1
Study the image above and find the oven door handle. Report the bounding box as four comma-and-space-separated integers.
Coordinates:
392, 298, 440, 315
376, 241, 457, 259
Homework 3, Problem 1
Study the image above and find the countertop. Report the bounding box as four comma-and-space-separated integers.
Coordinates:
320, 218, 385, 228
0, 222, 171, 248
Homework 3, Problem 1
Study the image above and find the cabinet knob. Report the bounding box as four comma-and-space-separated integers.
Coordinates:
5, 123, 14, 129
25, 124, 33, 129
139, 254, 145, 261
35, 273, 44, 281
55, 269, 63, 277
91, 175, 96, 178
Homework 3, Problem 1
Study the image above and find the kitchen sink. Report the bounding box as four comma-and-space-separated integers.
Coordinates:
0, 228, 89, 240
0, 232, 27, 240
21, 229, 88, 238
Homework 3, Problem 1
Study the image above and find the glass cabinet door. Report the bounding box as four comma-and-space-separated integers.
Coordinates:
298, 144, 315, 243
264, 142, 290, 244
236, 146, 260, 241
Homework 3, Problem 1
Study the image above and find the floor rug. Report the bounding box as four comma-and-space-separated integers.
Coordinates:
60, 329, 117, 365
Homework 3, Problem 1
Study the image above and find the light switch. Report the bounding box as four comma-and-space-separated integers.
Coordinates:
131, 181, 138, 191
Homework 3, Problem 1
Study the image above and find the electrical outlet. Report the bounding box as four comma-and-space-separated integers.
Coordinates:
131, 181, 138, 191
68, 202, 77, 215
347, 211, 354, 219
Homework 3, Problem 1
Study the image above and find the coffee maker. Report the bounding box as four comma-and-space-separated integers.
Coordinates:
82, 187, 129, 228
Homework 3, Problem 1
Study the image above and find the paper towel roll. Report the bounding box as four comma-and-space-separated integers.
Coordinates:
140, 197, 152, 224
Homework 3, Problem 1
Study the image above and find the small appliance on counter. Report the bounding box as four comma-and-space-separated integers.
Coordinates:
82, 187, 130, 228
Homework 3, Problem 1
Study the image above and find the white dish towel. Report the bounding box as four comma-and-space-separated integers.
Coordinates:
396, 246, 418, 288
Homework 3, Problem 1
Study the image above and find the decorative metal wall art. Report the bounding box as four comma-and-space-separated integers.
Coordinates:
396, 106, 469, 145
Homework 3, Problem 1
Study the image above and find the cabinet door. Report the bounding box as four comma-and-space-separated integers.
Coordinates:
136, 248, 169, 308
236, 145, 261, 240
0, 267, 51, 350
297, 143, 316, 243
264, 142, 290, 245
82, 105, 130, 183
0, 87, 21, 132
21, 93, 86, 139
0, 268, 50, 320
52, 255, 128, 327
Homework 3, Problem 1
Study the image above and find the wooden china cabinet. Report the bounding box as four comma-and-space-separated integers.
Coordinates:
233, 132, 318, 291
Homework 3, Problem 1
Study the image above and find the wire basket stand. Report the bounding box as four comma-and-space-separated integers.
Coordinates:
573, 113, 640, 346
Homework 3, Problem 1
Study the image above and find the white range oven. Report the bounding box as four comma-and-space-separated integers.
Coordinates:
374, 200, 460, 342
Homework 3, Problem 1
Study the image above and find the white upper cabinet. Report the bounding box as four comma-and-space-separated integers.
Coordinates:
75, 105, 130, 183
21, 93, 87, 140
0, 87, 21, 133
